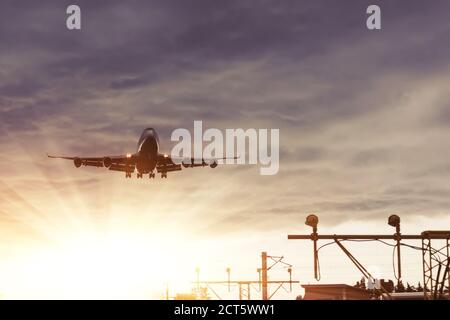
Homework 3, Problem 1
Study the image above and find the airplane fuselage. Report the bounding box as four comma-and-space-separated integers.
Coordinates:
135, 128, 159, 174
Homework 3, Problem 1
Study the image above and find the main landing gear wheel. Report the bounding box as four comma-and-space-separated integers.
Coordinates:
149, 172, 155, 179
125, 172, 132, 178
137, 173, 143, 179
161, 172, 167, 178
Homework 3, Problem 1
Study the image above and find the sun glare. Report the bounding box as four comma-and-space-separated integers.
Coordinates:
0, 230, 197, 299
0, 129, 239, 299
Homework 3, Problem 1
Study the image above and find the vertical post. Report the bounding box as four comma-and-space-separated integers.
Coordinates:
196, 267, 200, 297
166, 283, 169, 300
304, 215, 320, 280
226, 268, 231, 292
447, 239, 450, 301
239, 283, 243, 300
448, 265, 450, 301
428, 240, 433, 298
312, 229, 319, 280
257, 268, 262, 291
262, 251, 268, 300
388, 215, 402, 289
248, 283, 251, 300
421, 238, 426, 299
288, 267, 292, 291
395, 224, 402, 287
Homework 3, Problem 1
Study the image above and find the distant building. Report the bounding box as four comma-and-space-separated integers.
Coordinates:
174, 287, 210, 300
300, 283, 428, 300
301, 284, 373, 300
385, 292, 425, 300
174, 293, 197, 300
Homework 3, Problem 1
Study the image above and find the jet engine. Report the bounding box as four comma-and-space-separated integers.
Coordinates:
210, 161, 218, 168
103, 157, 112, 168
74, 157, 82, 168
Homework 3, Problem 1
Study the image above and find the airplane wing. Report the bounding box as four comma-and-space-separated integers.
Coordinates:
156, 154, 237, 174
47, 153, 237, 177
47, 153, 137, 172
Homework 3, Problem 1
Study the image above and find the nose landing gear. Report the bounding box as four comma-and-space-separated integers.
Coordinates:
161, 172, 167, 178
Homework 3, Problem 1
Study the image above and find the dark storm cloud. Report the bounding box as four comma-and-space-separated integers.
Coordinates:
0, 78, 44, 97
0, 2, 440, 80
109, 77, 149, 90
0, 105, 39, 131
0, 96, 77, 136
1, 0, 449, 123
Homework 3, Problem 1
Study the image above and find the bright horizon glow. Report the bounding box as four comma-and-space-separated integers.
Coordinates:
1, 125, 449, 299
0, 229, 198, 299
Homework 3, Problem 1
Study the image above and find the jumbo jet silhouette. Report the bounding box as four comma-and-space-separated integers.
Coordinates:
48, 128, 231, 179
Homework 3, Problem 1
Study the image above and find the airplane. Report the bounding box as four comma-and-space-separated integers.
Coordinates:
47, 128, 229, 179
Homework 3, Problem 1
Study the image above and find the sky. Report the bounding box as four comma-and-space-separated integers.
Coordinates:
1, 0, 450, 299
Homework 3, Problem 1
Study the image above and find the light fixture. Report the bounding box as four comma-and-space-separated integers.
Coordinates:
388, 214, 400, 228
305, 214, 319, 229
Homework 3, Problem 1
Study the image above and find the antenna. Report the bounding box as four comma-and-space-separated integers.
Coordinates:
191, 252, 299, 300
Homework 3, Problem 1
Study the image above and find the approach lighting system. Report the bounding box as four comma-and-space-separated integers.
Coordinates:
305, 214, 319, 229
388, 214, 401, 228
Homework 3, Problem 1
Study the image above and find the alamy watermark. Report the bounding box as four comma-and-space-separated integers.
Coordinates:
66, 4, 382, 32
170, 121, 279, 175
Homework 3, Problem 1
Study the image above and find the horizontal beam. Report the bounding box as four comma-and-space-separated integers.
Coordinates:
288, 234, 450, 240
193, 281, 300, 284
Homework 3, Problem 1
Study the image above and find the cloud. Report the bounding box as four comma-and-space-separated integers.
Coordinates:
1, 0, 450, 239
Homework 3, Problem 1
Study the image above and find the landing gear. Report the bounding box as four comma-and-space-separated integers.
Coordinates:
125, 170, 160, 179
125, 172, 157, 179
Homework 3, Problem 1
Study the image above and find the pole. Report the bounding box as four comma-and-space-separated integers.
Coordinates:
196, 267, 200, 297
312, 225, 319, 280
166, 283, 169, 300
448, 266, 450, 300
226, 268, 231, 292
395, 224, 402, 288
288, 267, 292, 291
261, 252, 268, 300
257, 268, 262, 291
447, 239, 450, 301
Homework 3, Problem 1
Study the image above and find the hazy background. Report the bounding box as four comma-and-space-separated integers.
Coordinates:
1, 0, 450, 298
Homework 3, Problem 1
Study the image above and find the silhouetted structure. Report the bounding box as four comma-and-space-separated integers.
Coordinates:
301, 284, 372, 300
288, 214, 450, 300
192, 252, 298, 300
